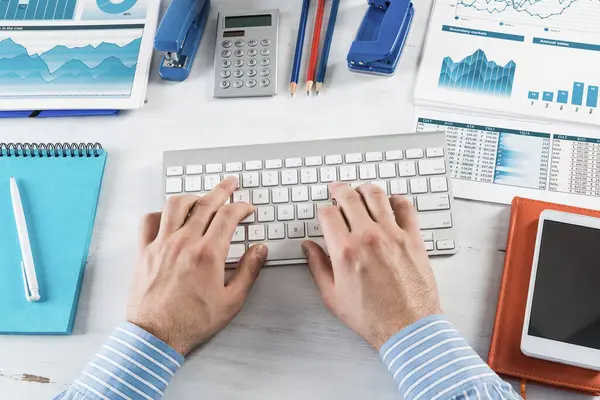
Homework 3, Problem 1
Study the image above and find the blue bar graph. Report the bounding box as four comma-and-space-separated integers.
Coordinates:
572, 82, 584, 106
542, 91, 554, 102
0, 0, 75, 19
528, 91, 540, 100
558, 90, 569, 104
586, 86, 599, 108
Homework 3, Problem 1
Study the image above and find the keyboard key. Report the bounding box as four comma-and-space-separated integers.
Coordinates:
206, 163, 223, 173
390, 179, 408, 195
307, 221, 324, 237
311, 185, 329, 201
301, 168, 318, 184
257, 206, 275, 222
227, 244, 246, 262
204, 175, 221, 190
186, 165, 203, 175
421, 231, 434, 242
272, 187, 289, 203
232, 226, 245, 242
166, 166, 184, 176
285, 157, 303, 168
417, 212, 453, 230
406, 149, 424, 159
266, 159, 283, 169
226, 162, 243, 172
437, 240, 455, 250
246, 160, 263, 170
248, 224, 266, 241
287, 222, 306, 238
281, 170, 299, 185
252, 189, 270, 205
398, 161, 417, 177
418, 159, 446, 176
365, 152, 383, 162
241, 212, 255, 223
385, 150, 403, 160
425, 242, 434, 251
292, 186, 309, 202
378, 162, 396, 178
268, 223, 285, 239
316, 201, 334, 211
430, 177, 449, 193
185, 176, 202, 192
359, 164, 377, 180
257, 238, 327, 261
345, 153, 363, 163
410, 178, 428, 194
340, 165, 357, 181
166, 178, 183, 193
320, 166, 337, 182
297, 203, 315, 219
262, 171, 279, 186
426, 147, 445, 158
305, 156, 322, 166
242, 172, 259, 188
417, 194, 450, 211
278, 205, 295, 221
223, 173, 240, 188
372, 181, 389, 194
325, 155, 343, 165
233, 190, 250, 203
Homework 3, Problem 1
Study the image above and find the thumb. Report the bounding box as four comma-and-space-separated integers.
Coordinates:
302, 241, 335, 309
227, 244, 268, 301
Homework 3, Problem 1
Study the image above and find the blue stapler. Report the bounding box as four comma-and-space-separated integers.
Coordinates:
153, 0, 210, 81
347, 0, 414, 75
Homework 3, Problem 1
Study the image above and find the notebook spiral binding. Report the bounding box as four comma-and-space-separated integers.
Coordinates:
0, 142, 103, 158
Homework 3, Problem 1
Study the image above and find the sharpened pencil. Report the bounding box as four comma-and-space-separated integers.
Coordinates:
306, 0, 326, 95
290, 0, 311, 97
316, 0, 340, 95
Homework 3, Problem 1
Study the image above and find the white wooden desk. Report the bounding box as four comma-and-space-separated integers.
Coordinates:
0, 0, 595, 398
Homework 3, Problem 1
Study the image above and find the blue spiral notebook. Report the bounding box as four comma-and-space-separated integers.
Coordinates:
0, 143, 107, 334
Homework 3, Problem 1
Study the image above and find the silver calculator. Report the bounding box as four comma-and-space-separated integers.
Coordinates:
213, 9, 279, 98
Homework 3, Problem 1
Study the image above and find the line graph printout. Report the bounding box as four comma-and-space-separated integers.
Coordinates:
414, 0, 600, 126
414, 108, 600, 209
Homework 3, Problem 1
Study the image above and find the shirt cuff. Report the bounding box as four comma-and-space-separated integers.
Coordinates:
71, 322, 185, 400
379, 315, 499, 400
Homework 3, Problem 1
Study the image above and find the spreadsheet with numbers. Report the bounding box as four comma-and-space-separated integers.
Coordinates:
414, 109, 600, 210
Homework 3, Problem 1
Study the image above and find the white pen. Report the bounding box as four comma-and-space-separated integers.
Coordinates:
9, 177, 40, 302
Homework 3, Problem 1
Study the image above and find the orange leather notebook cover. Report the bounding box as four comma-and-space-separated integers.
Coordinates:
488, 197, 600, 394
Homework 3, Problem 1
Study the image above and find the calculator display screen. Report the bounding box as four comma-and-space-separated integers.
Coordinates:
225, 14, 272, 28
223, 30, 245, 38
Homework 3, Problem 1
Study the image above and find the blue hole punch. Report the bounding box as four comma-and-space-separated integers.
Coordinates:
347, 0, 414, 76
154, 0, 210, 81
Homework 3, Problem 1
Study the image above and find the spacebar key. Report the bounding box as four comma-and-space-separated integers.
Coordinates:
259, 239, 328, 261
417, 212, 453, 230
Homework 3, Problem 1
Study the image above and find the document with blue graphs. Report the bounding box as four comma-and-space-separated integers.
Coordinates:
415, 0, 600, 126
0, 0, 159, 110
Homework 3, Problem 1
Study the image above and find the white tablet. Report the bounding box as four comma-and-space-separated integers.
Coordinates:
521, 210, 600, 371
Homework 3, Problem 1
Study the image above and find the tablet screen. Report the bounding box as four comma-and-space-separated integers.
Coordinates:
528, 220, 600, 350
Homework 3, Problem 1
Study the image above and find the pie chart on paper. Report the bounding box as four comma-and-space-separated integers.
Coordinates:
96, 0, 137, 14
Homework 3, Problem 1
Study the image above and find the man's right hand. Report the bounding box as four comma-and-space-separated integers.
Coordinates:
302, 183, 442, 350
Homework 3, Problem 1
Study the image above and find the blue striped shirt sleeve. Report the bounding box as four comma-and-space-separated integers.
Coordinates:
54, 322, 184, 400
380, 315, 522, 400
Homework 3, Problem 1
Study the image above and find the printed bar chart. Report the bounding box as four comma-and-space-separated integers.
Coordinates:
0, 0, 76, 20
542, 91, 554, 102
528, 91, 540, 100
586, 85, 598, 108
529, 82, 597, 109
558, 90, 569, 104
572, 82, 584, 106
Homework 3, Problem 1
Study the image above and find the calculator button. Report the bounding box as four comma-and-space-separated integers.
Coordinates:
248, 59, 257, 67
221, 50, 231, 58
234, 69, 244, 78
261, 39, 271, 46
248, 48, 258, 57
247, 69, 257, 77
260, 48, 271, 56
260, 68, 270, 77
221, 70, 231, 78
248, 39, 258, 47
260, 58, 270, 66
221, 60, 231, 68
234, 59, 244, 68
234, 80, 244, 88
260, 78, 270, 87
234, 49, 245, 57
222, 40, 232, 48
220, 80, 231, 89
235, 40, 245, 47
247, 79, 257, 88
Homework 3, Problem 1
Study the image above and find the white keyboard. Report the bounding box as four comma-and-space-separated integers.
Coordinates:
163, 132, 457, 266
